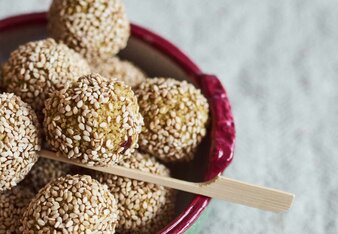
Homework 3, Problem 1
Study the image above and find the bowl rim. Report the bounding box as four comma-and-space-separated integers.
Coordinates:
0, 12, 236, 234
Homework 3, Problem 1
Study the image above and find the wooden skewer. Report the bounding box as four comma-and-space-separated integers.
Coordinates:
39, 150, 294, 213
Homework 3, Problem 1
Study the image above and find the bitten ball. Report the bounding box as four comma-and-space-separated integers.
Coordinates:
135, 78, 209, 162
0, 38, 90, 116
0, 93, 41, 192
44, 74, 143, 166
0, 186, 34, 233
95, 151, 176, 233
49, 0, 130, 62
90, 57, 146, 88
21, 175, 118, 233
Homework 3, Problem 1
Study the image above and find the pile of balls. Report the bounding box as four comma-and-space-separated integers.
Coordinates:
0, 0, 209, 233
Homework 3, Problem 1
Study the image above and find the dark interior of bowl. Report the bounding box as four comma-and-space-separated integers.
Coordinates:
0, 23, 211, 222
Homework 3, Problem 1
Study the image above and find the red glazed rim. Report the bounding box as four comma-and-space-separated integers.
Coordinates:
0, 12, 236, 234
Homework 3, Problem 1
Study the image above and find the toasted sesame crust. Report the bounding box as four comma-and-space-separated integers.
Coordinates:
95, 151, 176, 233
1, 38, 91, 117
49, 0, 130, 63
21, 175, 118, 233
90, 57, 146, 88
43, 74, 143, 166
0, 186, 34, 233
135, 78, 209, 162
0, 93, 41, 192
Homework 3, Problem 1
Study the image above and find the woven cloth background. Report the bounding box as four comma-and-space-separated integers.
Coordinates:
0, 0, 337, 233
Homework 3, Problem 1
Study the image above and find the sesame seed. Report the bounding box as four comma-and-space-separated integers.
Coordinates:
83, 136, 91, 142
78, 123, 85, 130
37, 219, 45, 226
73, 135, 81, 141
100, 122, 107, 128
77, 100, 83, 108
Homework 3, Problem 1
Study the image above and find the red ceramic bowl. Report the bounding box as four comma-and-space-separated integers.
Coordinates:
0, 12, 236, 234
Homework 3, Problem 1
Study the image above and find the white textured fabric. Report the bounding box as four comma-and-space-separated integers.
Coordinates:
0, 0, 337, 233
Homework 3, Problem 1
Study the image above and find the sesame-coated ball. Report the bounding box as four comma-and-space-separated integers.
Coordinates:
0, 186, 34, 233
21, 175, 118, 233
44, 74, 143, 166
90, 57, 146, 88
1, 38, 91, 116
22, 158, 73, 193
49, 0, 130, 62
0, 93, 41, 192
95, 151, 176, 233
135, 78, 209, 162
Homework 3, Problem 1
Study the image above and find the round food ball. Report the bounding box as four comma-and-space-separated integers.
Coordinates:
21, 175, 118, 233
44, 74, 143, 166
0, 93, 41, 192
95, 151, 176, 233
22, 158, 73, 193
49, 0, 130, 62
0, 38, 91, 116
135, 78, 209, 162
90, 57, 146, 88
0, 186, 34, 233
